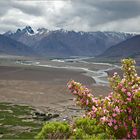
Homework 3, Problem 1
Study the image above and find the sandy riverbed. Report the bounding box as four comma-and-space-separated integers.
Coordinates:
0, 58, 112, 121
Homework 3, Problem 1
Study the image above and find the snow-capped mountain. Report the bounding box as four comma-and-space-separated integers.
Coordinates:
3, 26, 135, 57
4, 26, 47, 46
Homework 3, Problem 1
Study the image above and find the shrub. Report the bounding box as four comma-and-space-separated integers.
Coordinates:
35, 117, 109, 139
74, 117, 103, 135
71, 117, 110, 139
35, 122, 71, 139
68, 59, 140, 139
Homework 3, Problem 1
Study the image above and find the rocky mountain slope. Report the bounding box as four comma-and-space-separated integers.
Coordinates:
99, 35, 140, 59
0, 34, 35, 56
2, 26, 135, 57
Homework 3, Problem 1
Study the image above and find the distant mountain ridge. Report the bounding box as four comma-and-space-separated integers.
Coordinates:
1, 26, 135, 57
0, 34, 35, 56
99, 35, 140, 59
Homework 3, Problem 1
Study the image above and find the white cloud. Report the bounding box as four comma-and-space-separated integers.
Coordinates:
0, 0, 140, 33
94, 16, 140, 33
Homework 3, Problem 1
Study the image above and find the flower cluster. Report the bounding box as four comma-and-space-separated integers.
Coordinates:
67, 59, 140, 139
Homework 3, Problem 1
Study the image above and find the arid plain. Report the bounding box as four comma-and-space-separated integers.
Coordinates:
0, 56, 118, 120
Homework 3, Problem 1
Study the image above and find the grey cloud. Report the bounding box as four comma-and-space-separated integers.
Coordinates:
11, 1, 44, 16
93, 1, 140, 19
0, 1, 11, 16
0, 0, 140, 33
0, 18, 24, 27
70, 0, 140, 26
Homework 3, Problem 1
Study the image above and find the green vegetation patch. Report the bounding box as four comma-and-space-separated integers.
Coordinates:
36, 118, 110, 140
0, 102, 43, 139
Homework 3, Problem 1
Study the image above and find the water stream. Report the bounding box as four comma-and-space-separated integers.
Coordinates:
16, 57, 120, 86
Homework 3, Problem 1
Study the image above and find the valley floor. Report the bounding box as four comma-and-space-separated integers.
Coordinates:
0, 57, 112, 122
2, 56, 140, 138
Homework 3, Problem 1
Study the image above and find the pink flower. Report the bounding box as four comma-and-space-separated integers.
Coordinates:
109, 92, 113, 96
108, 95, 112, 99
86, 99, 89, 105
113, 119, 117, 124
127, 132, 131, 138
118, 83, 123, 89
73, 90, 77, 94
92, 106, 97, 112
92, 98, 98, 104
122, 88, 127, 93
100, 116, 107, 123
132, 128, 137, 137
105, 97, 110, 101
124, 122, 128, 129
114, 106, 120, 113
112, 113, 117, 117
135, 89, 138, 93
108, 122, 112, 127
127, 92, 131, 97
116, 99, 120, 103
114, 125, 118, 130
127, 107, 132, 113
68, 84, 72, 89
127, 97, 131, 102
80, 98, 84, 103
87, 94, 90, 97
128, 82, 132, 85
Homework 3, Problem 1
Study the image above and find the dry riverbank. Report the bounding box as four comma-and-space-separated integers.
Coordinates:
0, 64, 111, 121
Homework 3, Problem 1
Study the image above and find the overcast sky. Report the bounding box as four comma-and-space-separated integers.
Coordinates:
0, 0, 140, 33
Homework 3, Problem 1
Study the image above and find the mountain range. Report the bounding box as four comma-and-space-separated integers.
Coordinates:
99, 35, 140, 59
0, 26, 137, 58
0, 34, 36, 56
